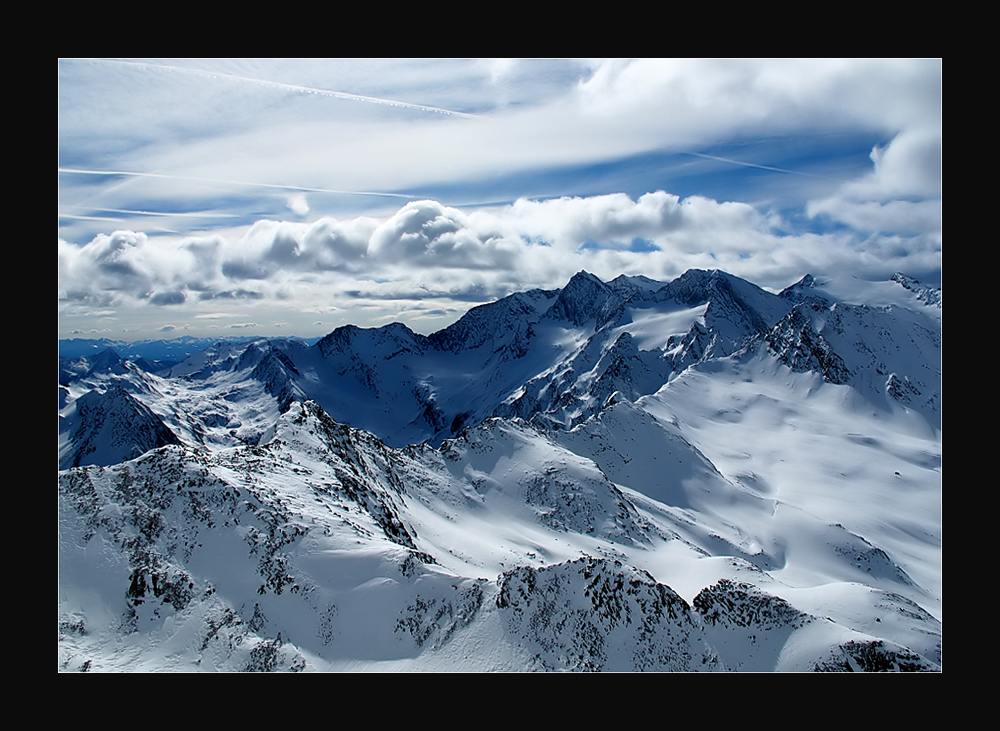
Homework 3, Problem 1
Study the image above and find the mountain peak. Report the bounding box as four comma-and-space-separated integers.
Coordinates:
608, 273, 665, 294
778, 273, 831, 307
546, 271, 620, 327
60, 385, 180, 469
661, 269, 717, 306
86, 348, 126, 376
567, 269, 604, 285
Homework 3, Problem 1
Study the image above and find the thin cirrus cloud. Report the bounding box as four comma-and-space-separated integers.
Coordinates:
81, 58, 482, 118
58, 58, 941, 338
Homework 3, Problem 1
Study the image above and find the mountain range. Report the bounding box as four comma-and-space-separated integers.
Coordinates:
58, 268, 942, 671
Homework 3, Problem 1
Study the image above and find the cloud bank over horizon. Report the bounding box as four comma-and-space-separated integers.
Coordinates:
59, 59, 941, 339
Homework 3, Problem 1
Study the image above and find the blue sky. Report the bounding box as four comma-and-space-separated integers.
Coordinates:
58, 59, 941, 339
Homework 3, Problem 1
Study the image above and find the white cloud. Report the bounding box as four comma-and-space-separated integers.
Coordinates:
367, 200, 520, 270
59, 59, 941, 337
807, 126, 941, 235
287, 193, 310, 216
858, 127, 942, 199
63, 60, 929, 215
571, 59, 939, 144
471, 192, 771, 260
59, 184, 941, 337
300, 216, 376, 271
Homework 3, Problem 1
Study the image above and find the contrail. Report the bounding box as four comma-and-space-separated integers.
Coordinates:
682, 151, 848, 182
58, 212, 184, 235
58, 213, 129, 224
59, 205, 241, 219
58, 167, 419, 200
68, 58, 481, 119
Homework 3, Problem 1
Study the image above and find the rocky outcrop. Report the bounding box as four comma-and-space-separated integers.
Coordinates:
496, 557, 721, 671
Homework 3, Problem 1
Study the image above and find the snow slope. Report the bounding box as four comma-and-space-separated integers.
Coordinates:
58, 269, 941, 672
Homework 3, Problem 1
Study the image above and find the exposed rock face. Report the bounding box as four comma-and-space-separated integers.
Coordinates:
892, 272, 941, 308
694, 578, 809, 630
811, 639, 938, 672
496, 558, 721, 671
765, 304, 853, 385
545, 271, 624, 329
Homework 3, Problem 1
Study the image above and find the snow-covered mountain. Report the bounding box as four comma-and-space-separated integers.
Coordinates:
58, 269, 942, 671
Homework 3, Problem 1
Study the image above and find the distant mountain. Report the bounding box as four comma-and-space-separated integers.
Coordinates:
58, 269, 942, 672
58, 385, 181, 469
58, 335, 323, 363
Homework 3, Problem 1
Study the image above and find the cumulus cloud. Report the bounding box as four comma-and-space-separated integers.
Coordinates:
367, 200, 520, 270
472, 192, 772, 261
863, 127, 942, 199
303, 216, 376, 269
807, 127, 941, 236
58, 181, 941, 334
58, 231, 152, 305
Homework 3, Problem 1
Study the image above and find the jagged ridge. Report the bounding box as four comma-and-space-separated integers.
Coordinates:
58, 269, 942, 672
